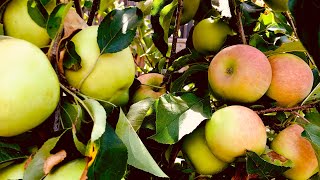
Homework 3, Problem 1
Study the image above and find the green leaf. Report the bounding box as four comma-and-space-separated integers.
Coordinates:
302, 82, 320, 105
246, 151, 291, 179
60, 101, 83, 130
150, 93, 211, 144
83, 99, 107, 142
159, 0, 177, 42
0, 142, 27, 164
126, 98, 156, 131
27, 0, 48, 28
302, 123, 320, 170
151, 0, 171, 16
305, 112, 320, 127
98, 7, 143, 53
40, 0, 51, 6
63, 41, 82, 71
249, 34, 276, 52
240, 1, 265, 27
171, 64, 208, 92
87, 123, 128, 180
116, 109, 168, 178
264, 41, 306, 56
46, 2, 72, 39
169, 50, 201, 71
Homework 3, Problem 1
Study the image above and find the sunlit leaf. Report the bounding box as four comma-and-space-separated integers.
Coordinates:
264, 41, 306, 56
27, 0, 48, 28
159, 0, 177, 41
302, 123, 320, 172
302, 82, 320, 105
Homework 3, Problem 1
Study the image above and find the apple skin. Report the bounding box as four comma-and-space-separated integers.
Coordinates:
132, 73, 166, 103
264, 0, 288, 12
192, 17, 231, 54
180, 0, 201, 25
182, 126, 228, 175
205, 105, 267, 163
208, 45, 272, 103
271, 124, 318, 180
44, 159, 86, 180
0, 37, 60, 137
65, 26, 136, 106
0, 161, 25, 180
266, 53, 313, 107
3, 0, 51, 47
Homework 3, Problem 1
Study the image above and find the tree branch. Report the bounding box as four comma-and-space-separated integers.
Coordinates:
74, 0, 83, 18
255, 103, 318, 115
87, 0, 100, 26
229, 0, 247, 44
170, 0, 183, 59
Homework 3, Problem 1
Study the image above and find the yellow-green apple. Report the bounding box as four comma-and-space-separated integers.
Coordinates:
271, 124, 318, 180
132, 73, 166, 103
3, 0, 51, 47
192, 17, 231, 54
182, 126, 228, 175
180, 0, 201, 25
45, 159, 86, 180
0, 36, 60, 137
64, 26, 136, 106
208, 44, 272, 103
264, 0, 289, 12
266, 53, 313, 107
205, 105, 267, 163
0, 161, 25, 179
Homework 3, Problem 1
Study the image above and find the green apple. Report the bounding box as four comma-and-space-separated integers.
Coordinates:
266, 53, 313, 107
64, 26, 136, 106
192, 17, 231, 54
3, 0, 51, 47
0, 36, 60, 137
271, 124, 318, 180
205, 105, 267, 163
132, 73, 166, 103
180, 0, 201, 25
45, 159, 86, 180
182, 126, 228, 175
208, 44, 272, 103
0, 161, 25, 179
264, 0, 289, 12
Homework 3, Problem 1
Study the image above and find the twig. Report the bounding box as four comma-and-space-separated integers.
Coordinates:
87, 0, 100, 26
229, 0, 247, 44
291, 111, 310, 123
284, 11, 298, 38
74, 0, 83, 18
255, 103, 318, 115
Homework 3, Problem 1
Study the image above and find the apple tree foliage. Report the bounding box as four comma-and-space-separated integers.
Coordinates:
0, 0, 320, 179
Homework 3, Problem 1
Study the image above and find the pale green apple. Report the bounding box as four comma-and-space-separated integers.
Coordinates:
132, 73, 166, 103
192, 17, 231, 54
0, 161, 25, 179
208, 44, 272, 103
205, 105, 267, 163
0, 36, 60, 137
182, 126, 228, 175
264, 0, 289, 12
3, 0, 51, 47
64, 26, 136, 106
266, 53, 313, 107
44, 159, 86, 180
180, 0, 201, 25
271, 124, 318, 180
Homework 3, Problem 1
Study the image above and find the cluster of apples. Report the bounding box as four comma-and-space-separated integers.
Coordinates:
182, 44, 318, 179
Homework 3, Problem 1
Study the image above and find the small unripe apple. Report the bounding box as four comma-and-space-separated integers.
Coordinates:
192, 17, 231, 54
65, 26, 136, 106
132, 73, 166, 103
44, 159, 86, 180
3, 0, 51, 47
266, 53, 313, 107
0, 36, 60, 137
0, 161, 25, 180
205, 105, 267, 163
182, 126, 228, 175
271, 124, 318, 180
264, 0, 289, 12
180, 0, 201, 25
208, 45, 272, 103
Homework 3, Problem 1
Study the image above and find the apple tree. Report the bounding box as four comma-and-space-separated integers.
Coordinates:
0, 0, 320, 179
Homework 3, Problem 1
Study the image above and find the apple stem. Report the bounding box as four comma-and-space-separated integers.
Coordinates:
87, 0, 100, 26
255, 102, 318, 115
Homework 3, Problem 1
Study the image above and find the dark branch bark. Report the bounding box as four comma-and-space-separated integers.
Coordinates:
74, 0, 83, 18
229, 0, 247, 44
255, 103, 318, 115
87, 0, 100, 26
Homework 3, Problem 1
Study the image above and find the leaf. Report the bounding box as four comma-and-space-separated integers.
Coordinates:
116, 109, 168, 178
83, 99, 107, 142
46, 2, 72, 39
302, 82, 320, 105
126, 98, 156, 131
150, 93, 211, 144
60, 101, 83, 130
302, 123, 320, 168
0, 142, 27, 164
246, 151, 291, 179
305, 112, 320, 127
27, 0, 48, 28
159, 0, 177, 42
97, 7, 143, 53
264, 41, 306, 56
87, 123, 128, 180
63, 41, 82, 71
240, 1, 265, 27
171, 64, 208, 92
169, 50, 201, 71
40, 0, 51, 6
63, 9, 88, 38
43, 150, 67, 175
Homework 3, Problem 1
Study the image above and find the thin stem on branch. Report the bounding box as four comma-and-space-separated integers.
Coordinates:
87, 0, 100, 26
229, 0, 247, 44
255, 103, 318, 115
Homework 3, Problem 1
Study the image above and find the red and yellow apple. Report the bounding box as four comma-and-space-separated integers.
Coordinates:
64, 26, 136, 106
44, 159, 86, 180
0, 37, 60, 137
208, 44, 272, 103
264, 0, 289, 12
266, 53, 313, 107
132, 73, 166, 103
205, 105, 267, 163
0, 161, 25, 179
3, 0, 51, 47
271, 124, 318, 180
182, 126, 228, 175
